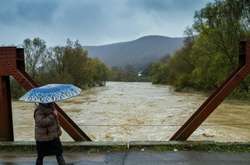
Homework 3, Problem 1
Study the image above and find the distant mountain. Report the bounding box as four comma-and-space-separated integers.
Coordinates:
84, 35, 184, 68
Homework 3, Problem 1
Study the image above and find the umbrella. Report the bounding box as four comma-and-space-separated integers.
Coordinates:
19, 84, 81, 103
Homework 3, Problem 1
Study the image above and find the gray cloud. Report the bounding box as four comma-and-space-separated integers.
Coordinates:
128, 0, 174, 12
16, 0, 59, 23
0, 0, 213, 46
127, 0, 211, 14
0, 0, 59, 25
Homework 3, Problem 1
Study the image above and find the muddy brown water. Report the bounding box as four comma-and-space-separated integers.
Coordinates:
12, 81, 250, 142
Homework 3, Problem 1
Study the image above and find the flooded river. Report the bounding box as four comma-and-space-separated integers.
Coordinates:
12, 82, 250, 142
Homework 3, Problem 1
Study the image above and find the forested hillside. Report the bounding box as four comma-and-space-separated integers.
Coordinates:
150, 0, 250, 98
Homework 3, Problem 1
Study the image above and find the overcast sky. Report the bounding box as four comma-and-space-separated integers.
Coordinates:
0, 0, 212, 46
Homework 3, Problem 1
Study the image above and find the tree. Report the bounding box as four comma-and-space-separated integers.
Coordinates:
149, 0, 250, 97
149, 62, 169, 84
11, 38, 109, 98
23, 38, 47, 79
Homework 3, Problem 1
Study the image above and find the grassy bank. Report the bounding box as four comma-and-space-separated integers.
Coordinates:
1, 141, 250, 153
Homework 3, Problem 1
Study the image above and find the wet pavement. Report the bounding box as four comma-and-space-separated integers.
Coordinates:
0, 151, 250, 165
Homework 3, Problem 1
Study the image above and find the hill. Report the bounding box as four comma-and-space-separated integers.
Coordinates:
84, 35, 184, 68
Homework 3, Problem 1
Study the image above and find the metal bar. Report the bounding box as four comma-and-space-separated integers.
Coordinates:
0, 76, 14, 141
55, 104, 91, 141
171, 40, 250, 141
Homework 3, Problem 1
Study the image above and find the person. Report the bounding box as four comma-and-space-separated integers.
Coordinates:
34, 103, 66, 165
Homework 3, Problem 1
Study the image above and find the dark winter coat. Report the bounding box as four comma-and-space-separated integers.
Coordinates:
34, 104, 62, 141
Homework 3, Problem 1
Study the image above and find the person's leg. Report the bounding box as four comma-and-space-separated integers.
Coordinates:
36, 155, 44, 165
56, 154, 66, 165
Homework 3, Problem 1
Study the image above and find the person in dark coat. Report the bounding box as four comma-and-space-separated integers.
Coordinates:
34, 103, 66, 165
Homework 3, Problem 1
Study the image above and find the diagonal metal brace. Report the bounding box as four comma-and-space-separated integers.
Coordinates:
171, 40, 250, 141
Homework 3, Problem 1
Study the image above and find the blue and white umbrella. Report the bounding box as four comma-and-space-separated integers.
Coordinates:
19, 84, 81, 103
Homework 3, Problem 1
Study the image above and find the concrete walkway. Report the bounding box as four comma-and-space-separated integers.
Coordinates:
0, 151, 250, 165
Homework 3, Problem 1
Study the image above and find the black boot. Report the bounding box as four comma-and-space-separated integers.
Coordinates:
56, 155, 66, 165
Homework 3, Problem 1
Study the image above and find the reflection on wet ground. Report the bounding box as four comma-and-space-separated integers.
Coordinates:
12, 82, 250, 142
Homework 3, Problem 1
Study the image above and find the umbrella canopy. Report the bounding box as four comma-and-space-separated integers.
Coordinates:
19, 84, 81, 103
